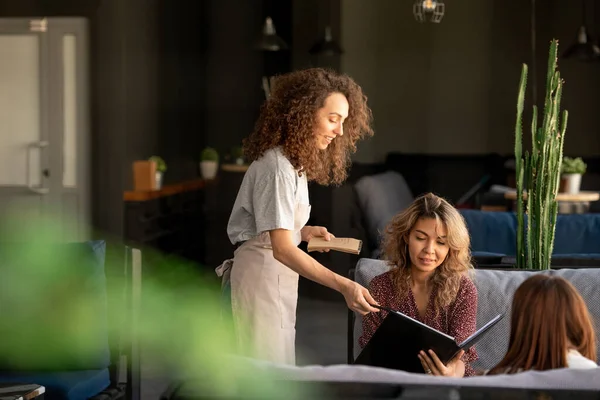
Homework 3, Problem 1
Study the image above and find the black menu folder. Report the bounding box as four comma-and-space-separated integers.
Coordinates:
354, 306, 503, 373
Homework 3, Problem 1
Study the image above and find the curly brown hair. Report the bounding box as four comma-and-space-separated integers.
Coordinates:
243, 68, 374, 185
381, 193, 473, 315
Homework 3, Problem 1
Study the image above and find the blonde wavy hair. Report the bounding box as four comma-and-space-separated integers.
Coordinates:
381, 193, 473, 314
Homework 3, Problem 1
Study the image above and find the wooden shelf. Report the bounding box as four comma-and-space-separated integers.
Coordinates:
504, 190, 600, 202
221, 163, 249, 173
124, 179, 215, 202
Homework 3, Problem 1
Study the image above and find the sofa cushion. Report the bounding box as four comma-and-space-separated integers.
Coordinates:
0, 368, 110, 400
459, 210, 516, 256
553, 214, 600, 254
233, 355, 600, 391
352, 258, 600, 371
354, 171, 414, 251
0, 241, 110, 371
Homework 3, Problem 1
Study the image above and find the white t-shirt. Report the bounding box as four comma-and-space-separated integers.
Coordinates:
484, 349, 598, 374
566, 349, 598, 369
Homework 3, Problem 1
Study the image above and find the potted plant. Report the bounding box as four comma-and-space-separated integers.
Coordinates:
513, 39, 567, 271
200, 147, 219, 179
231, 146, 245, 165
560, 157, 586, 194
148, 156, 167, 190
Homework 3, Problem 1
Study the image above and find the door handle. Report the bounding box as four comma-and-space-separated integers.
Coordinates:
26, 140, 49, 195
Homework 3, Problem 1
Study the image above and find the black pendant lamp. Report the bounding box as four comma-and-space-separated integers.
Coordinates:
257, 17, 288, 51
309, 26, 343, 56
562, 0, 600, 61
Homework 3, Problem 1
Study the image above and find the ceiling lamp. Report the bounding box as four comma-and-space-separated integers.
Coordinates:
562, 0, 600, 61
256, 17, 288, 52
413, 0, 445, 23
309, 26, 343, 56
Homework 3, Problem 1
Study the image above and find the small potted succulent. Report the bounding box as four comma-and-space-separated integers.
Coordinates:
200, 147, 219, 179
560, 157, 587, 194
148, 156, 167, 190
231, 146, 245, 165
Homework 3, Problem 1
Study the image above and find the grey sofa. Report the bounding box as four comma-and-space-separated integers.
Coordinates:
165, 259, 600, 399
229, 259, 600, 398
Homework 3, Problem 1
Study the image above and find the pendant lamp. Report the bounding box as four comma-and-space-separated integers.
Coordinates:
562, 0, 600, 61
413, 0, 445, 23
257, 17, 288, 52
309, 26, 343, 56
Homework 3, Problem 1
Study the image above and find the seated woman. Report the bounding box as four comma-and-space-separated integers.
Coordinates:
359, 193, 478, 377
487, 274, 597, 375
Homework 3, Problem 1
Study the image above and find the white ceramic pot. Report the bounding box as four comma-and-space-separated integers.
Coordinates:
200, 161, 218, 179
562, 173, 582, 194
155, 171, 163, 190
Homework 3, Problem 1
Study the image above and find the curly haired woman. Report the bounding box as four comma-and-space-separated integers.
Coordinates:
221, 68, 378, 365
359, 193, 478, 377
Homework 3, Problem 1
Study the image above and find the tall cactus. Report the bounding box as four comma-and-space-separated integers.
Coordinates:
514, 39, 567, 270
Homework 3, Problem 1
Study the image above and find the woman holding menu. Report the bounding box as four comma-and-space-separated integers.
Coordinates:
220, 68, 379, 365
359, 193, 478, 377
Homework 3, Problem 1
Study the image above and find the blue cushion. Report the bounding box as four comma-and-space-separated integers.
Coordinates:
460, 210, 517, 255
0, 368, 110, 400
0, 241, 110, 370
553, 214, 600, 254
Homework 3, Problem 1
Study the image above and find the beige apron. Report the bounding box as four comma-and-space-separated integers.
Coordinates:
222, 203, 310, 365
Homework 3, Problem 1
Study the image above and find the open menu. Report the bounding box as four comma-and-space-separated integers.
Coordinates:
354, 306, 504, 373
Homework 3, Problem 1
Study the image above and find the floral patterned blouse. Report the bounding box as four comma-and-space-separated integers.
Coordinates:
359, 270, 479, 376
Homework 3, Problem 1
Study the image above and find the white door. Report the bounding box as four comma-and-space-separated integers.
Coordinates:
0, 18, 90, 242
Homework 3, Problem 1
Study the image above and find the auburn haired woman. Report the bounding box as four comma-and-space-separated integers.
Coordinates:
488, 274, 597, 374
360, 193, 478, 377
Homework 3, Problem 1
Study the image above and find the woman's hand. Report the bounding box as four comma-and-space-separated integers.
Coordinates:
340, 280, 380, 315
418, 349, 465, 378
301, 226, 335, 248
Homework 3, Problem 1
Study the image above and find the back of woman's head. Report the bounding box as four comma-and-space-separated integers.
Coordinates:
382, 193, 472, 311
489, 274, 596, 374
243, 68, 373, 185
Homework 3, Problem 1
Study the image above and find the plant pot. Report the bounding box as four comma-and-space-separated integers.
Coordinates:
133, 160, 157, 191
200, 161, 218, 179
560, 173, 582, 194
155, 171, 163, 190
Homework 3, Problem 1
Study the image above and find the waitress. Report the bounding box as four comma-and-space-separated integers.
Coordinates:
220, 68, 379, 365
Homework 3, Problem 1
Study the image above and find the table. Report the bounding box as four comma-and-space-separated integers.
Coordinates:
504, 190, 599, 214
